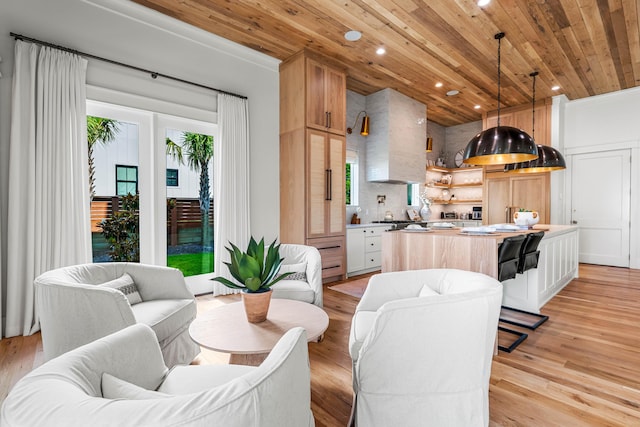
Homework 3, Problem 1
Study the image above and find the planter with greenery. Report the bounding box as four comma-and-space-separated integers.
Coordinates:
212, 237, 292, 323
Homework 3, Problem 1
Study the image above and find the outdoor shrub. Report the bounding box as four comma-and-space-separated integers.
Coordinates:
98, 193, 140, 262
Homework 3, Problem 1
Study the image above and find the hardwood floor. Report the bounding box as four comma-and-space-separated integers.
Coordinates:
1, 264, 639, 426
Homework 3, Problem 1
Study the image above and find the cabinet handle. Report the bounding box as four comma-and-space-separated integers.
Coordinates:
328, 169, 333, 200
319, 245, 341, 250
325, 169, 330, 200
370, 243, 374, 246
327, 111, 332, 128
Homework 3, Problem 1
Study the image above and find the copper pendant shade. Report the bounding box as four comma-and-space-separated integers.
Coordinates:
463, 33, 538, 166
504, 144, 567, 173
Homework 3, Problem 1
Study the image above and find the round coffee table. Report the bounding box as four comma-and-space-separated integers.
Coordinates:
190, 298, 329, 365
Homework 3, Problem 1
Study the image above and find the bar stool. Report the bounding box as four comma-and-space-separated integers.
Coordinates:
496, 234, 528, 352
501, 232, 549, 331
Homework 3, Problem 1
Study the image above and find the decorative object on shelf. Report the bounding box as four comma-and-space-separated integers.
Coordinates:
463, 33, 538, 166
419, 190, 432, 220
347, 110, 370, 136
504, 72, 567, 173
211, 237, 292, 323
513, 210, 540, 228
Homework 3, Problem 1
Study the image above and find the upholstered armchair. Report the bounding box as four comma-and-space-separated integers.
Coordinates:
34, 262, 200, 367
348, 269, 503, 427
1, 324, 315, 427
272, 244, 323, 307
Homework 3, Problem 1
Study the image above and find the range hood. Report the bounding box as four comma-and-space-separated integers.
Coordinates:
365, 88, 426, 184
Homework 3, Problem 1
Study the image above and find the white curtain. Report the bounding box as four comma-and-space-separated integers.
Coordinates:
213, 94, 251, 295
3, 41, 91, 338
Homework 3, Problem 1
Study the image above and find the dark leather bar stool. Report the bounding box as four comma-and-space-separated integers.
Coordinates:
500, 231, 549, 332
496, 234, 528, 352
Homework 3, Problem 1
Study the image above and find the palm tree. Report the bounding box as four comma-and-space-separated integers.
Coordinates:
167, 132, 214, 248
87, 116, 120, 200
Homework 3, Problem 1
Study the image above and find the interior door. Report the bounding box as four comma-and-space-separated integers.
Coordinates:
571, 149, 630, 267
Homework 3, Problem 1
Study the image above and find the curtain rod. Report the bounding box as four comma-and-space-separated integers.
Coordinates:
10, 32, 247, 100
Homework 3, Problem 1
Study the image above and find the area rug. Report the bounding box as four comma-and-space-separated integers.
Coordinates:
328, 276, 370, 299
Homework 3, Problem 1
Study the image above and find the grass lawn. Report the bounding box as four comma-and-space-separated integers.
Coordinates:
167, 252, 214, 277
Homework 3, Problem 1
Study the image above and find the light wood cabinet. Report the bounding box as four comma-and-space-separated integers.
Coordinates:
280, 51, 347, 282
483, 172, 550, 224
306, 58, 346, 135
307, 129, 345, 238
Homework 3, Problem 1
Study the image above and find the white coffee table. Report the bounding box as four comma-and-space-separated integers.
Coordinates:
190, 298, 329, 365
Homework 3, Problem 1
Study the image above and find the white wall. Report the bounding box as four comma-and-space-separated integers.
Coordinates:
560, 86, 640, 268
0, 0, 281, 284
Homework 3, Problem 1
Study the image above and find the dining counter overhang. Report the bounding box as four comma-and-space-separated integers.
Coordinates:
381, 225, 579, 313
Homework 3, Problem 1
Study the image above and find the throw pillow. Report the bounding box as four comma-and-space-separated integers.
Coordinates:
102, 373, 170, 400
278, 262, 307, 282
100, 273, 143, 305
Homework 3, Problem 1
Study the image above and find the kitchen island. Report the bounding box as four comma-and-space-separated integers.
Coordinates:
381, 224, 578, 312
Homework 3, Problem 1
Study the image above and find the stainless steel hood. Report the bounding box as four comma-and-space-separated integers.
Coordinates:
365, 88, 427, 184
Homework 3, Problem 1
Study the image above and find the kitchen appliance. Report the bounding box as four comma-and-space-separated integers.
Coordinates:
472, 206, 482, 220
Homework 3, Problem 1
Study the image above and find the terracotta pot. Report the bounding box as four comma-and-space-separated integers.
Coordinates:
241, 289, 272, 323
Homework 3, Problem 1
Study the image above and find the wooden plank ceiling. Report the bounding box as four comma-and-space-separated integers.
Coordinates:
133, 0, 639, 127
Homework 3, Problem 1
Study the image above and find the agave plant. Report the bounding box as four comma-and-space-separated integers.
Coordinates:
212, 237, 292, 292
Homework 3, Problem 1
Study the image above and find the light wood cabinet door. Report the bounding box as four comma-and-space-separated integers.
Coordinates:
305, 58, 346, 135
306, 129, 345, 238
483, 172, 550, 224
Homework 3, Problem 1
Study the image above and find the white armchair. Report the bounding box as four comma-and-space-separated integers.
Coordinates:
34, 262, 200, 367
1, 324, 315, 427
272, 244, 323, 307
349, 269, 503, 427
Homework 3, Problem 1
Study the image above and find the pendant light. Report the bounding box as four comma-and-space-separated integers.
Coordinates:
504, 72, 566, 173
462, 33, 538, 165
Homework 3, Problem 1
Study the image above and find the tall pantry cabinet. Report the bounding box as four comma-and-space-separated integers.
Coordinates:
279, 51, 347, 283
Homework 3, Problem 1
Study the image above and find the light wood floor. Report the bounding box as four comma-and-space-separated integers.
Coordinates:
1, 264, 639, 426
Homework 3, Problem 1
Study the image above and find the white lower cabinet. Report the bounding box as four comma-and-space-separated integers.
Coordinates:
347, 225, 388, 276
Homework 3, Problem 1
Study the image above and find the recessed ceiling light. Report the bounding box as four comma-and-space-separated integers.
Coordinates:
551, 85, 561, 91
474, 105, 481, 109
435, 82, 443, 88
376, 47, 386, 55
477, 0, 491, 6
446, 90, 459, 96
344, 30, 362, 42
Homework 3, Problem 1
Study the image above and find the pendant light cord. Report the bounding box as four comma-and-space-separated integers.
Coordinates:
530, 71, 538, 140
495, 33, 505, 127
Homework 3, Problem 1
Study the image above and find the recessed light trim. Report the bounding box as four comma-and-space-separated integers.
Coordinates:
446, 90, 459, 96
477, 0, 491, 6
474, 105, 481, 109
344, 30, 362, 42
376, 47, 386, 55
551, 85, 561, 91
435, 82, 443, 88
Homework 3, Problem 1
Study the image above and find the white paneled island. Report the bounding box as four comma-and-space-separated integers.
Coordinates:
381, 225, 579, 313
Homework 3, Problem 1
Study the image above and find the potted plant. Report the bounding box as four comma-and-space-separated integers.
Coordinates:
212, 237, 292, 323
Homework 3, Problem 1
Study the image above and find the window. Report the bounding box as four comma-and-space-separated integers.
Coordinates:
116, 165, 138, 196
166, 169, 179, 187
407, 183, 420, 207
346, 149, 359, 206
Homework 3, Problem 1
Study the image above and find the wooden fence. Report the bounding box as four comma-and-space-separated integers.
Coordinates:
91, 197, 214, 246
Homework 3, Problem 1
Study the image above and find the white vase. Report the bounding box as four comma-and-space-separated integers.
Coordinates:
420, 205, 431, 221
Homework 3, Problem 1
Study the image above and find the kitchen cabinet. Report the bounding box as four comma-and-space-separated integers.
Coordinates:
279, 50, 347, 283
307, 129, 345, 238
306, 58, 346, 135
483, 172, 550, 224
280, 51, 346, 135
347, 225, 388, 277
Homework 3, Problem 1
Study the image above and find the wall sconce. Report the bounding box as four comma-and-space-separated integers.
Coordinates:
426, 137, 433, 152
347, 110, 370, 136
